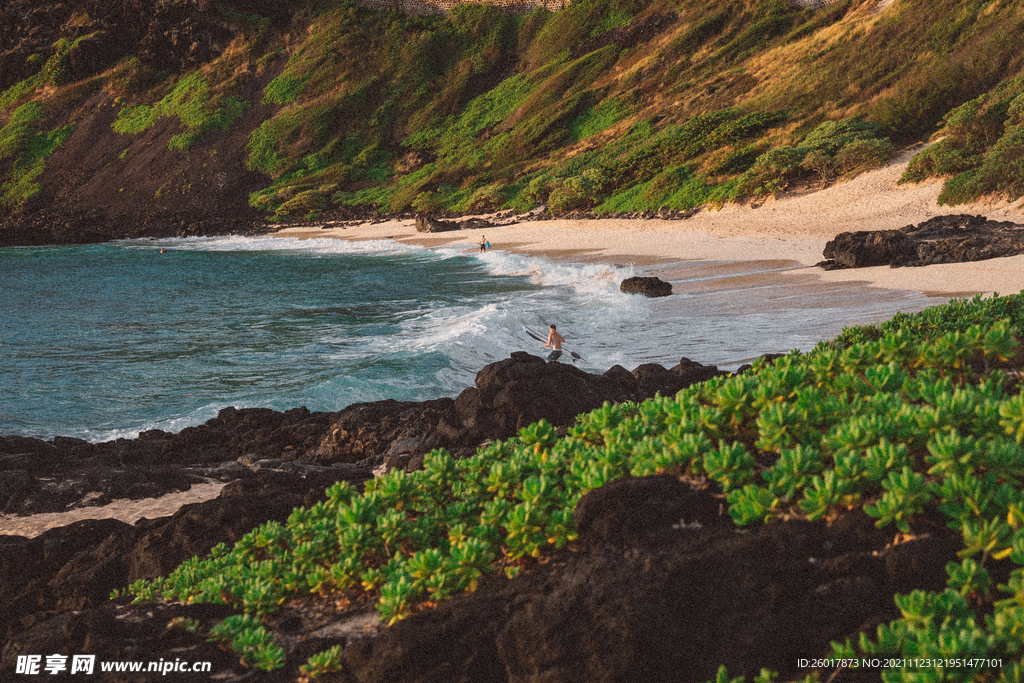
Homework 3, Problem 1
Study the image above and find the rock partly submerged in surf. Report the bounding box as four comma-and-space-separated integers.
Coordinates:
620, 275, 673, 297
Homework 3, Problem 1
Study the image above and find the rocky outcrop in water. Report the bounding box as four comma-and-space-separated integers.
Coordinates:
819, 214, 1024, 269
2, 353, 727, 517
620, 275, 673, 297
306, 352, 724, 464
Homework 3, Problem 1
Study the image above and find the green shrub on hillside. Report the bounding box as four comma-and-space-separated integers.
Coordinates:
462, 183, 508, 213
548, 167, 608, 212
111, 74, 249, 151
548, 108, 784, 212
569, 97, 629, 141
263, 75, 309, 105
0, 101, 44, 159
901, 81, 1024, 202
937, 168, 982, 206
900, 139, 977, 184
736, 145, 806, 196
976, 126, 1024, 201
0, 74, 43, 112
0, 101, 74, 208
736, 118, 894, 197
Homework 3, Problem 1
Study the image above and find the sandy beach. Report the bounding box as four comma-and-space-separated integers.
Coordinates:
276, 148, 1024, 299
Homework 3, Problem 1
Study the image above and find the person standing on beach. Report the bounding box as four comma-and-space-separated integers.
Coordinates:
479, 235, 487, 252
544, 324, 564, 363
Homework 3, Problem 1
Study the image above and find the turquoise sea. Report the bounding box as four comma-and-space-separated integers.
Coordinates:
0, 235, 943, 442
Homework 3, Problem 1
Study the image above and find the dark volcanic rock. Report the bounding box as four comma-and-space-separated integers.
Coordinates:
414, 214, 491, 233
1, 467, 370, 645
344, 478, 959, 683
414, 214, 461, 233
2, 355, 724, 515
620, 275, 673, 297
2, 601, 244, 682
304, 398, 461, 464
0, 406, 341, 515
0, 519, 130, 642
306, 353, 725, 462
821, 214, 1024, 269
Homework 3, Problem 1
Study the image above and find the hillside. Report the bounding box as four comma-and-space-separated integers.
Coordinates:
1, 0, 1023, 245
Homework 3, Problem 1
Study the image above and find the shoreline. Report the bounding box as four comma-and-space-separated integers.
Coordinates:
5, 156, 1024, 537
273, 148, 1024, 298
275, 211, 1024, 300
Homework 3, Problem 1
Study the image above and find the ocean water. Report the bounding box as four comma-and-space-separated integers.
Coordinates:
0, 235, 943, 442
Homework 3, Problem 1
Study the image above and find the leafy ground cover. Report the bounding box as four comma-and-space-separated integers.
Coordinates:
123, 292, 1024, 681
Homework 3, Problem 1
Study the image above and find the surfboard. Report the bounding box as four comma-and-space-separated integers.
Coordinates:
523, 325, 584, 362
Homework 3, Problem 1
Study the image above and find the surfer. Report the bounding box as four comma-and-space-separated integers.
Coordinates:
479, 235, 487, 252
544, 324, 564, 363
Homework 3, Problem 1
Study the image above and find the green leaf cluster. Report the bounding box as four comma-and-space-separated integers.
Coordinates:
207, 613, 284, 671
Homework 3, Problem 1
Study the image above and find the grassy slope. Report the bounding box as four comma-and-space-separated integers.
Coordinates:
1, 0, 1023, 219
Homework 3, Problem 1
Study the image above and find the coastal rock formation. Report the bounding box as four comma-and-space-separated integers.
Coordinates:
0, 406, 342, 515
0, 466, 370, 644
413, 214, 493, 233
1, 476, 963, 683
620, 275, 674, 297
306, 352, 725, 463
819, 214, 1024, 269
1, 354, 723, 517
